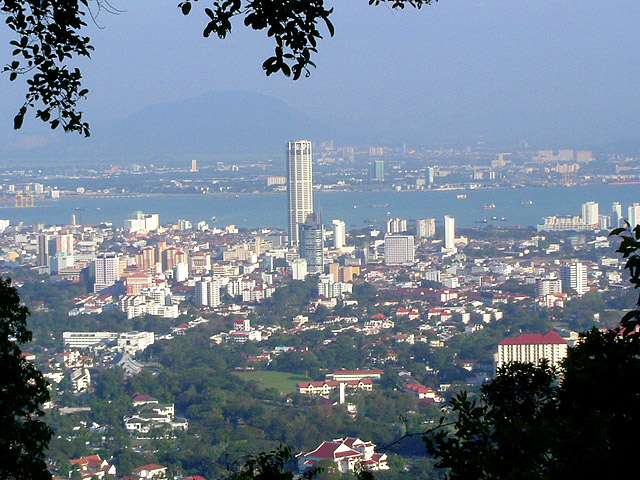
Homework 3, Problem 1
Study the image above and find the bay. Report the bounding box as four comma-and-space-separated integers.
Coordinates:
0, 184, 638, 230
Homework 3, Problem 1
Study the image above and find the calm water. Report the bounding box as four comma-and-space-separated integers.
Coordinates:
1, 184, 638, 230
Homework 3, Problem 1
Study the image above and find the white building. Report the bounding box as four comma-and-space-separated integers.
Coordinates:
195, 276, 221, 307
63, 331, 119, 349
497, 331, 568, 369
287, 140, 314, 246
385, 218, 407, 234
384, 235, 415, 265
117, 331, 155, 355
444, 215, 455, 251
416, 218, 436, 239
124, 212, 160, 233
94, 252, 121, 293
332, 219, 346, 249
536, 278, 562, 298
581, 201, 599, 228
290, 258, 308, 280
629, 203, 640, 229
560, 262, 588, 296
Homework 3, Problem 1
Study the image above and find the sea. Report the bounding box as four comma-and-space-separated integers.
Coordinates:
1, 184, 638, 230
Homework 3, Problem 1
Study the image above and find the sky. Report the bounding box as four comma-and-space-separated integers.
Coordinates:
1, 0, 640, 152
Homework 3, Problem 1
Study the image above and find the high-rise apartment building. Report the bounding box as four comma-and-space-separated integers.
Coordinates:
370, 160, 385, 181
287, 140, 314, 246
426, 167, 435, 184
629, 203, 640, 228
190, 159, 198, 172
332, 220, 346, 249
581, 201, 599, 228
560, 262, 588, 296
416, 218, 436, 239
385, 218, 407, 234
195, 277, 221, 307
612, 202, 623, 228
94, 252, 121, 293
299, 214, 324, 274
384, 235, 415, 265
444, 215, 455, 251
37, 234, 49, 267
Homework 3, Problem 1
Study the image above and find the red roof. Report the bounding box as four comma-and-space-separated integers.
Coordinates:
499, 331, 567, 346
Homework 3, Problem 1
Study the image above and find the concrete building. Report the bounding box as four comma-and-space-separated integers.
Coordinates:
332, 219, 346, 249
416, 218, 436, 239
581, 201, 599, 228
94, 252, 121, 293
629, 203, 640, 228
384, 235, 415, 265
612, 202, 623, 228
290, 258, 308, 280
287, 140, 314, 246
560, 262, 588, 296
299, 214, 324, 274
195, 277, 221, 307
444, 215, 455, 251
497, 331, 568, 369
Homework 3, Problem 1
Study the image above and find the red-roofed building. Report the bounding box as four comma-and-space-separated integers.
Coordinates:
132, 464, 167, 479
497, 331, 568, 369
297, 438, 388, 474
69, 455, 116, 479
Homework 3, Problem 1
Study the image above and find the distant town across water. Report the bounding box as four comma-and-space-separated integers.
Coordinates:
1, 183, 638, 230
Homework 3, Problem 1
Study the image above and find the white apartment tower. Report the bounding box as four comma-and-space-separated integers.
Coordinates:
581, 201, 599, 228
332, 219, 346, 249
560, 262, 588, 296
629, 203, 640, 229
195, 277, 221, 307
416, 218, 436, 239
287, 140, 314, 246
94, 252, 121, 293
444, 215, 455, 251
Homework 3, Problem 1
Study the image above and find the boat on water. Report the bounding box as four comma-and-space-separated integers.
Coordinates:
521, 200, 533, 205
475, 218, 488, 223
500, 217, 507, 221
484, 203, 496, 209
457, 194, 467, 199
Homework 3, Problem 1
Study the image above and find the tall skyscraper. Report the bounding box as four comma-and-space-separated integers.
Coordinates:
299, 214, 324, 274
94, 252, 121, 293
581, 201, 599, 228
560, 262, 588, 296
426, 167, 435, 184
384, 235, 415, 264
444, 215, 455, 251
287, 140, 314, 246
612, 202, 623, 228
332, 219, 346, 249
190, 158, 198, 172
629, 203, 640, 228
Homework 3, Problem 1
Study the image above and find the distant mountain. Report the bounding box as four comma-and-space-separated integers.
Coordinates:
0, 91, 360, 162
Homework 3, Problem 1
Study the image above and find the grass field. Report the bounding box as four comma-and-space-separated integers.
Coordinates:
233, 371, 311, 394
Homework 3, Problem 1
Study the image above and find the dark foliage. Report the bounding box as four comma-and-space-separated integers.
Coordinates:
0, 277, 53, 480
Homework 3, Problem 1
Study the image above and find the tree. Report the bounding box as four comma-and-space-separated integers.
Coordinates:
0, 277, 53, 480
2, 0, 436, 135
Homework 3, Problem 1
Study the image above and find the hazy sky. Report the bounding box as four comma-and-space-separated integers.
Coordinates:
1, 0, 640, 149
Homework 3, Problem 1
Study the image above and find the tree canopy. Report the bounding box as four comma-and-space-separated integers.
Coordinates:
0, 277, 53, 480
2, 0, 436, 135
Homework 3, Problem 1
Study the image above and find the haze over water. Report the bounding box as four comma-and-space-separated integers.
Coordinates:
2, 184, 638, 230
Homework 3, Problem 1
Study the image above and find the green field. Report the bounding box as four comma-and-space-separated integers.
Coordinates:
232, 371, 311, 394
